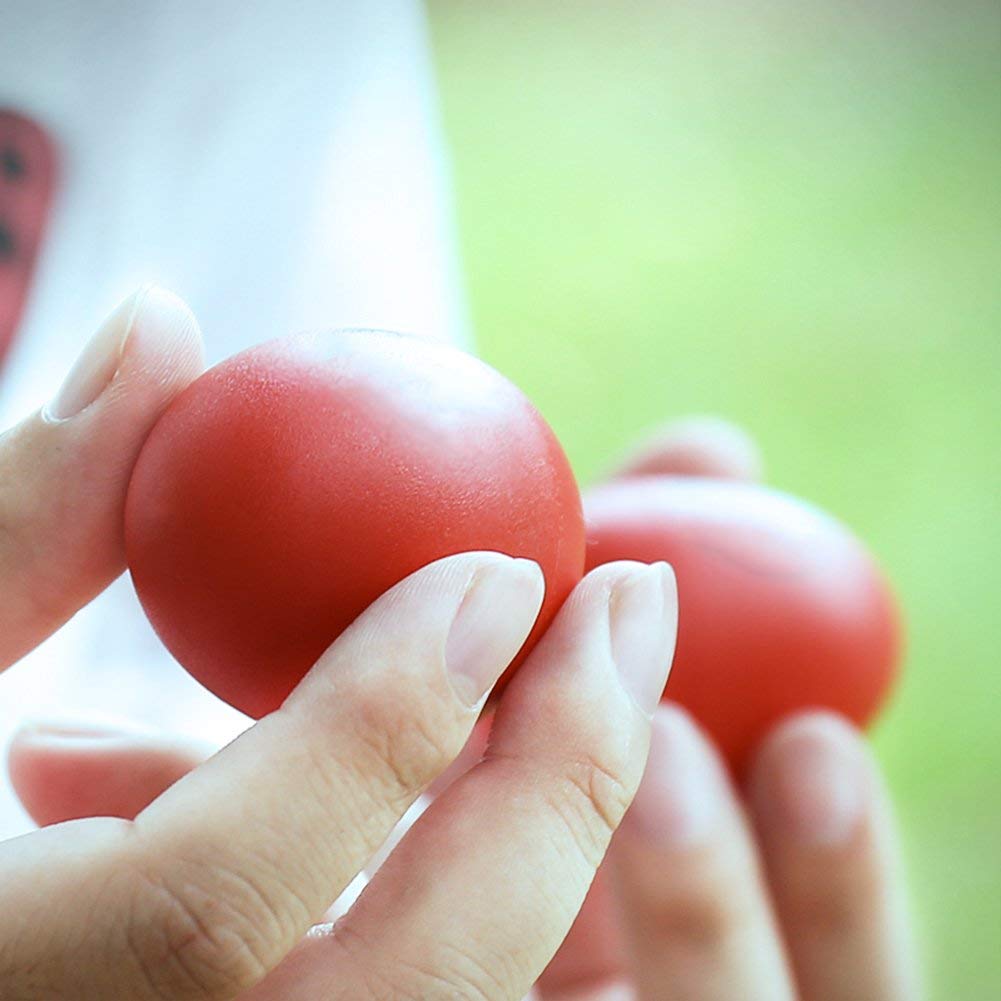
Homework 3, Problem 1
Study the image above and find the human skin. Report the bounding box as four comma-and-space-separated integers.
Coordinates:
0, 292, 919, 999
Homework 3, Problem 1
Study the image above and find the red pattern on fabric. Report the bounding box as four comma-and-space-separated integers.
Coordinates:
0, 110, 57, 374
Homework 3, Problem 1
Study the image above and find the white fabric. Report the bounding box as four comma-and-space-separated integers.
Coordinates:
0, 0, 465, 837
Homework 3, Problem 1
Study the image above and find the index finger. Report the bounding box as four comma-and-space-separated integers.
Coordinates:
0, 552, 544, 1001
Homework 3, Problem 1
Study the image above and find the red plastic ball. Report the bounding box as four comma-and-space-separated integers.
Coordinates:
584, 476, 900, 770
126, 331, 585, 717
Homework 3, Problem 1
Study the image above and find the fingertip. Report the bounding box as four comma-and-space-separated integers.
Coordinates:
751, 710, 872, 780
522, 559, 663, 687
38, 285, 203, 426
433, 553, 546, 708
7, 720, 129, 786
7, 720, 211, 826
651, 701, 718, 766
570, 558, 664, 608
497, 559, 678, 725
748, 711, 873, 848
614, 415, 763, 482
334, 551, 546, 712
607, 562, 677, 716
116, 284, 204, 398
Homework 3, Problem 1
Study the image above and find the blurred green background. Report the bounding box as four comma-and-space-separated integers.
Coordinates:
428, 2, 1000, 997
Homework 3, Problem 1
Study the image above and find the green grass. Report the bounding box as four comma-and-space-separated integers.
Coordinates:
428, 2, 1001, 996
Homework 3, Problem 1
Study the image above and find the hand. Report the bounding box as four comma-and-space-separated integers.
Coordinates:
0, 289, 677, 1000
534, 418, 922, 1001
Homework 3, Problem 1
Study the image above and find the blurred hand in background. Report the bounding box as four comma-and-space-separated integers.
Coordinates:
534, 420, 920, 1001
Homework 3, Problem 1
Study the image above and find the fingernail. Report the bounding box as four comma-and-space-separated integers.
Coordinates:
621, 705, 723, 846
43, 285, 154, 420
609, 562, 677, 716
445, 556, 545, 708
752, 715, 865, 846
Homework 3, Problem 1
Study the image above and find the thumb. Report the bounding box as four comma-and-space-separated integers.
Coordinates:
0, 286, 203, 669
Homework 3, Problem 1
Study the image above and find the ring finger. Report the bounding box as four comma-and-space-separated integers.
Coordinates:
607, 704, 795, 1001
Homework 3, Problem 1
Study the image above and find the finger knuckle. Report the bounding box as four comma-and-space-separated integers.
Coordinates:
351, 691, 460, 805
404, 940, 516, 1001
645, 884, 756, 951
334, 921, 509, 1001
784, 872, 872, 939
125, 862, 282, 1000
548, 747, 635, 869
